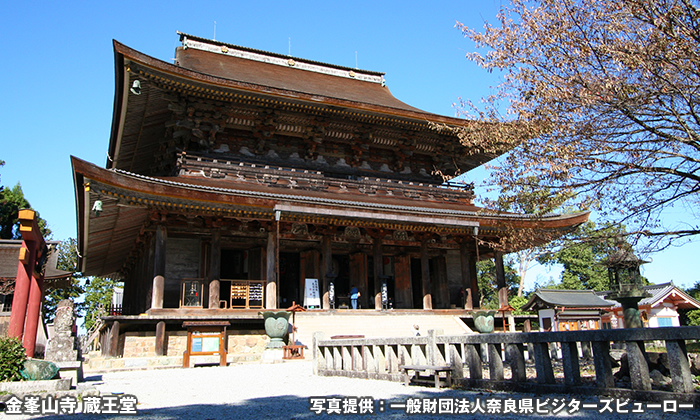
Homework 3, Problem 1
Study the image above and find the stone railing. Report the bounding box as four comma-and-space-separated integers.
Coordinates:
312, 327, 700, 402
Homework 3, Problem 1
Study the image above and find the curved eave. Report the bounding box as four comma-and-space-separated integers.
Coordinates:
74, 156, 588, 276
76, 155, 588, 229
72, 158, 88, 273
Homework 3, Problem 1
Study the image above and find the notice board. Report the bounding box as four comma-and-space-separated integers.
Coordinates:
304, 278, 320, 309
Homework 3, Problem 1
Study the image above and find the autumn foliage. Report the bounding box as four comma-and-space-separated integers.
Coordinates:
458, 0, 700, 249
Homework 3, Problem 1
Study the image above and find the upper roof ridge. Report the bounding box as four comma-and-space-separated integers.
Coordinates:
177, 32, 386, 85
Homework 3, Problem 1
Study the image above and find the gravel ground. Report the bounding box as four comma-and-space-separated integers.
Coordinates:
2, 360, 699, 420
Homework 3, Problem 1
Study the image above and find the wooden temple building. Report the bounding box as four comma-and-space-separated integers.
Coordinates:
72, 33, 587, 359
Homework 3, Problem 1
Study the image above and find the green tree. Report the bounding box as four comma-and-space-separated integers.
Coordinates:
508, 295, 530, 315
458, 0, 700, 248
83, 277, 122, 331
680, 281, 700, 326
0, 183, 51, 240
477, 257, 520, 308
42, 239, 84, 324
538, 221, 639, 291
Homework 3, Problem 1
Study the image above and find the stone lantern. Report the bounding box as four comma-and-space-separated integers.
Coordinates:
604, 242, 650, 328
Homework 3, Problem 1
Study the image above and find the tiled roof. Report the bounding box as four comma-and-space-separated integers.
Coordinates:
0, 240, 73, 281
598, 282, 700, 310
522, 289, 616, 311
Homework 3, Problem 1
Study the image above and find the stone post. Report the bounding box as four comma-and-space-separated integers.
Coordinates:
488, 343, 504, 381
155, 321, 166, 356
561, 341, 582, 386
465, 344, 483, 380
592, 340, 614, 388
626, 340, 651, 390
46, 300, 83, 386
666, 339, 694, 393
533, 342, 555, 384
506, 343, 526, 382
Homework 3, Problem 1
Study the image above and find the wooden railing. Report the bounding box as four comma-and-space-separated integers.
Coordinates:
313, 327, 700, 402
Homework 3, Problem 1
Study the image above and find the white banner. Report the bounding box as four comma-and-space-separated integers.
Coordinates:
304, 278, 321, 309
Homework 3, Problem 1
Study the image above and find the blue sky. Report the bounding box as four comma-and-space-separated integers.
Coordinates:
1, 1, 698, 291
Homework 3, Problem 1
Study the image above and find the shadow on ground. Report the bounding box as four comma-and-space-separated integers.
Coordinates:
22, 390, 700, 420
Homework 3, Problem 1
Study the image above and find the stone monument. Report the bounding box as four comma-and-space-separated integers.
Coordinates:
45, 300, 83, 386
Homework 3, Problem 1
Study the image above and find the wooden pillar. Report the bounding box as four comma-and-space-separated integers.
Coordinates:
460, 242, 479, 309
469, 250, 478, 308
151, 225, 166, 310
23, 274, 44, 357
494, 251, 507, 309
9, 209, 47, 358
321, 235, 332, 310
209, 231, 221, 309
394, 255, 412, 309
109, 321, 120, 358
100, 329, 109, 357
420, 239, 432, 310
435, 255, 448, 309
155, 321, 166, 356
349, 253, 368, 309
373, 236, 383, 310
300, 250, 320, 306
8, 243, 36, 340
523, 319, 534, 361
266, 230, 277, 309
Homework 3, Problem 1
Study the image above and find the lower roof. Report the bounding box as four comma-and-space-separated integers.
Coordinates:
72, 156, 588, 276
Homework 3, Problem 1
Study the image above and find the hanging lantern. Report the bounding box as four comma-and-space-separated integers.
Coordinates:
91, 200, 103, 217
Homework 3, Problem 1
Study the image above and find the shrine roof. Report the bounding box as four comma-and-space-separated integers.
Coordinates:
521, 289, 616, 312
111, 37, 473, 125
0, 240, 73, 293
108, 36, 500, 174
598, 282, 700, 310
173, 32, 425, 114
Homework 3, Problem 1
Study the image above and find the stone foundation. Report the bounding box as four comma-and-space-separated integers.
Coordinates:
106, 329, 269, 360
227, 330, 269, 355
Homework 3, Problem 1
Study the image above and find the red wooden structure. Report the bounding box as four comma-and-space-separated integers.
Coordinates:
8, 210, 47, 357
